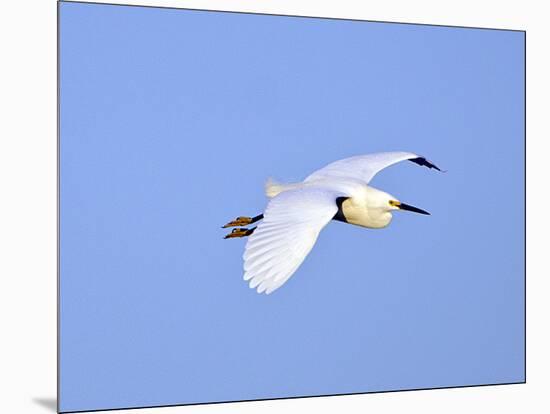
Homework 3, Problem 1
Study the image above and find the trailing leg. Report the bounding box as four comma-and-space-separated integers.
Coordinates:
222, 214, 263, 228
223, 226, 257, 239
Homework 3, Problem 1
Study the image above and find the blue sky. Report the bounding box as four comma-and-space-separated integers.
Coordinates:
59, 2, 525, 412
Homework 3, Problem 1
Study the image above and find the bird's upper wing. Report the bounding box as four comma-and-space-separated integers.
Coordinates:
243, 186, 344, 294
305, 151, 441, 184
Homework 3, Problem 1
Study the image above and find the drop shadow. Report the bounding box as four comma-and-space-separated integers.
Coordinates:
32, 397, 57, 412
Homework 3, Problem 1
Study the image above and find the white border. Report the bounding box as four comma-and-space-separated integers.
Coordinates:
61, 0, 528, 30
2, 1, 548, 413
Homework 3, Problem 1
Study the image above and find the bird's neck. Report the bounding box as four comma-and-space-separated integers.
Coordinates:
338, 196, 392, 229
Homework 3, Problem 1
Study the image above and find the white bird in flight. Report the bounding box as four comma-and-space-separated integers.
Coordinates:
222, 151, 441, 294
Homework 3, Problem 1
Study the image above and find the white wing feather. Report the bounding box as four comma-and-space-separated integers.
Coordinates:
305, 151, 433, 184
243, 186, 343, 294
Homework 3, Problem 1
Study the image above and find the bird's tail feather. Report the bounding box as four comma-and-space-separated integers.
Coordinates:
265, 178, 302, 198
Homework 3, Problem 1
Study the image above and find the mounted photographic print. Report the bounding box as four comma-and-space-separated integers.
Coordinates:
58, 1, 525, 412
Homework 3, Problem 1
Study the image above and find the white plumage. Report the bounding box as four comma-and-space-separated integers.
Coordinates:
243, 187, 344, 294
224, 151, 441, 294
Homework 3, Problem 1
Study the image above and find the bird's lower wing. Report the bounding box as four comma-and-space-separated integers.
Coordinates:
305, 151, 441, 184
243, 187, 343, 294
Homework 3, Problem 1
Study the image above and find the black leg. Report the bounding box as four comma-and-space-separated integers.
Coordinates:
223, 226, 257, 239
222, 214, 264, 228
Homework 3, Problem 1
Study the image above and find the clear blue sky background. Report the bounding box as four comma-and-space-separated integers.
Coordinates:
59, 2, 525, 412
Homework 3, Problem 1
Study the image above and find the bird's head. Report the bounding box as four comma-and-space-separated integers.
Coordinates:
367, 187, 430, 216
387, 196, 430, 215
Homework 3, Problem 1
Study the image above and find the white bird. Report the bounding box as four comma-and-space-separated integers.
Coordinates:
222, 151, 441, 294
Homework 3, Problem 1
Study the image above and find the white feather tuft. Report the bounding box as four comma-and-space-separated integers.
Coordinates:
265, 178, 284, 198
264, 178, 303, 198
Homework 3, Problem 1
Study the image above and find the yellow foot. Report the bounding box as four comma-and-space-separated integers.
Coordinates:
223, 227, 256, 239
222, 216, 254, 228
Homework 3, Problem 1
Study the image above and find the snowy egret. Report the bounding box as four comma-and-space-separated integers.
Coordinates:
222, 151, 441, 294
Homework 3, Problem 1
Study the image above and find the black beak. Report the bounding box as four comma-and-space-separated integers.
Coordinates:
398, 202, 430, 215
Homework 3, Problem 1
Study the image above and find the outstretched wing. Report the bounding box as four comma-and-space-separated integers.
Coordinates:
305, 151, 441, 184
243, 186, 343, 294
